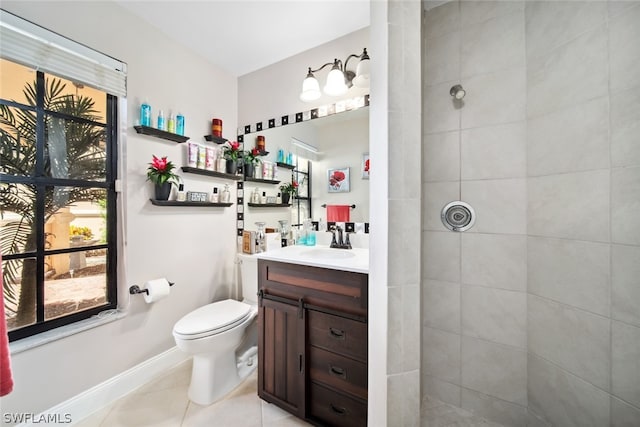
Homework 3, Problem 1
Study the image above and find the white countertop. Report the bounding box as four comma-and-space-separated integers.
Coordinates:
254, 244, 369, 274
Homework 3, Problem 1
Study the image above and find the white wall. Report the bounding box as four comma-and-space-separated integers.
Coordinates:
1, 0, 238, 418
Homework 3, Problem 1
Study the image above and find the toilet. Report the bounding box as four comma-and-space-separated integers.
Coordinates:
173, 253, 259, 405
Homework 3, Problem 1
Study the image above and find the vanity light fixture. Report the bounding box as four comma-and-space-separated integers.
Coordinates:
300, 48, 370, 102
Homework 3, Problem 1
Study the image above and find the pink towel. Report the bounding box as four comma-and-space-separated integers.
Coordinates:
326, 205, 350, 222
0, 252, 14, 396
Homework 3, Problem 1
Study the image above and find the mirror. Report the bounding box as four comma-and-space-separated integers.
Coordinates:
242, 107, 369, 232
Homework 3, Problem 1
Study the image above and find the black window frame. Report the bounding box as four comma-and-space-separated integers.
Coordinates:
1, 68, 118, 341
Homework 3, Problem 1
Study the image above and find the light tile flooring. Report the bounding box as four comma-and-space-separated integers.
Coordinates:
75, 359, 504, 427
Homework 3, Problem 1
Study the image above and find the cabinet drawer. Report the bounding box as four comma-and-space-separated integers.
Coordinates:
309, 346, 367, 401
259, 260, 368, 316
308, 310, 367, 363
309, 382, 367, 427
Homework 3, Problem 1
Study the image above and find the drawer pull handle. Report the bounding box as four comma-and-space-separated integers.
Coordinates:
330, 403, 347, 416
329, 365, 346, 378
329, 327, 345, 340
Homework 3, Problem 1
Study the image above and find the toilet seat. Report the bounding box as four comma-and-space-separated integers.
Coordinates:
173, 299, 253, 340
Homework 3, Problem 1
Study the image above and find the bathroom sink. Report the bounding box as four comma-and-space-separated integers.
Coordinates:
301, 248, 356, 259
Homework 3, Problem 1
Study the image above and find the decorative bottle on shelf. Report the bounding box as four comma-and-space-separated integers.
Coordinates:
176, 113, 185, 135
140, 101, 151, 126
167, 113, 176, 133
251, 188, 260, 204
176, 184, 186, 202
221, 184, 231, 203
210, 187, 219, 203
157, 110, 166, 131
261, 191, 267, 204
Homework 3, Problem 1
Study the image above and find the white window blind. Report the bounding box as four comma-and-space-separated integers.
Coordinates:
0, 9, 127, 97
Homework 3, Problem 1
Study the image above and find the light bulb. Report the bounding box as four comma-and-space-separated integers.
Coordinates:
300, 73, 321, 102
324, 67, 347, 96
352, 58, 370, 88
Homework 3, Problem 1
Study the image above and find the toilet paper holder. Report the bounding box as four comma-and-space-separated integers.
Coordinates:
129, 281, 175, 296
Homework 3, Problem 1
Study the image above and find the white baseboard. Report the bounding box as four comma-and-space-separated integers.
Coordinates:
19, 347, 188, 427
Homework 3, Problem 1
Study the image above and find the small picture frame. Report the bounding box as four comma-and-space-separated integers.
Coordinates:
328, 167, 350, 193
362, 153, 370, 179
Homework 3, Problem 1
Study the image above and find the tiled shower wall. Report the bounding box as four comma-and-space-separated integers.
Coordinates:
421, 1, 640, 426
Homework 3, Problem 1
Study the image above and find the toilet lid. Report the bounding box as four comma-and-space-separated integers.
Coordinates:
173, 299, 252, 338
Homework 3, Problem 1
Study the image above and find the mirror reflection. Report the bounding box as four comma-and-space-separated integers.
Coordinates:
242, 107, 369, 232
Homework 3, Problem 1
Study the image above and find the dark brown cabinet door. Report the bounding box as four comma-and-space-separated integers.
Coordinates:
258, 295, 306, 418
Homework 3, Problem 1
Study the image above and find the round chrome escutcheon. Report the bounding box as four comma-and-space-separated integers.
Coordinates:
441, 201, 475, 232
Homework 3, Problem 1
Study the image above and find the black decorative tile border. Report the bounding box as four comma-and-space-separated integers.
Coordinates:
237, 94, 369, 138
235, 94, 370, 242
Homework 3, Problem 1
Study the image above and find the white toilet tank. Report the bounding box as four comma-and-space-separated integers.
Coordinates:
238, 253, 258, 305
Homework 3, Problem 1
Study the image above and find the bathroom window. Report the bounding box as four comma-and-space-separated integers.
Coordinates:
0, 11, 126, 341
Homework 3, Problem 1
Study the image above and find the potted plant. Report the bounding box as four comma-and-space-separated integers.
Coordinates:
279, 180, 298, 205
147, 155, 179, 200
243, 147, 262, 178
223, 141, 241, 174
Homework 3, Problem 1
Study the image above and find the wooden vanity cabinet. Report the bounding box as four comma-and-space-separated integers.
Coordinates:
257, 260, 368, 427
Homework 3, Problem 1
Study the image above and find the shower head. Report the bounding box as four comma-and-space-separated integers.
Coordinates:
450, 84, 466, 100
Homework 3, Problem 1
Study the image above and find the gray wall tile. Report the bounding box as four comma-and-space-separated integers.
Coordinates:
461, 388, 528, 427
422, 375, 461, 407
528, 296, 610, 391
608, 0, 640, 19
425, 80, 461, 134
611, 85, 640, 168
525, 1, 607, 60
528, 237, 610, 316
611, 396, 640, 427
389, 199, 421, 286
528, 354, 610, 427
461, 233, 527, 292
423, 279, 461, 334
461, 286, 526, 349
423, 181, 460, 232
461, 336, 527, 405
424, 0, 460, 40
461, 0, 524, 27
612, 321, 640, 408
423, 230, 461, 282
527, 28, 608, 118
461, 122, 526, 180
609, 5, 640, 92
423, 131, 460, 183
462, 178, 527, 235
612, 167, 640, 245
461, 11, 525, 79
528, 170, 609, 242
612, 244, 640, 327
403, 285, 421, 372
527, 97, 609, 176
424, 30, 460, 87
387, 286, 403, 375
423, 326, 461, 385
461, 67, 526, 129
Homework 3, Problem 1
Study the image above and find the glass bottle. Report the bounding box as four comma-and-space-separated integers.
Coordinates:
278, 219, 289, 247
255, 222, 266, 253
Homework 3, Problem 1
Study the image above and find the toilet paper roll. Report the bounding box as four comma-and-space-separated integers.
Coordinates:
143, 278, 171, 303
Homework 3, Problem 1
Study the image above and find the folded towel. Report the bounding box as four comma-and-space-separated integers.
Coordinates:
1, 253, 14, 396
326, 205, 350, 222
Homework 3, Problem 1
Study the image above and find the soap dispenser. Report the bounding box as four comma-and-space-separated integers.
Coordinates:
221, 184, 231, 203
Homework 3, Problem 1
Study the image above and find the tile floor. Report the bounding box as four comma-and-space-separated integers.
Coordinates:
75, 359, 505, 426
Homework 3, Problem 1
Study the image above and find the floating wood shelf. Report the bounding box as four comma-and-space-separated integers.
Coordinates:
276, 162, 295, 170
244, 177, 280, 184
134, 125, 189, 143
181, 166, 243, 181
204, 135, 228, 144
247, 203, 291, 208
150, 199, 233, 207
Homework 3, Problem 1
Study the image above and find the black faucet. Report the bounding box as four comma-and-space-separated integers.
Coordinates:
330, 225, 352, 249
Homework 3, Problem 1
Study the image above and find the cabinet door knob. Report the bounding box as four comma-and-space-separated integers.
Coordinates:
329, 327, 345, 340
330, 403, 347, 416
329, 365, 346, 378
